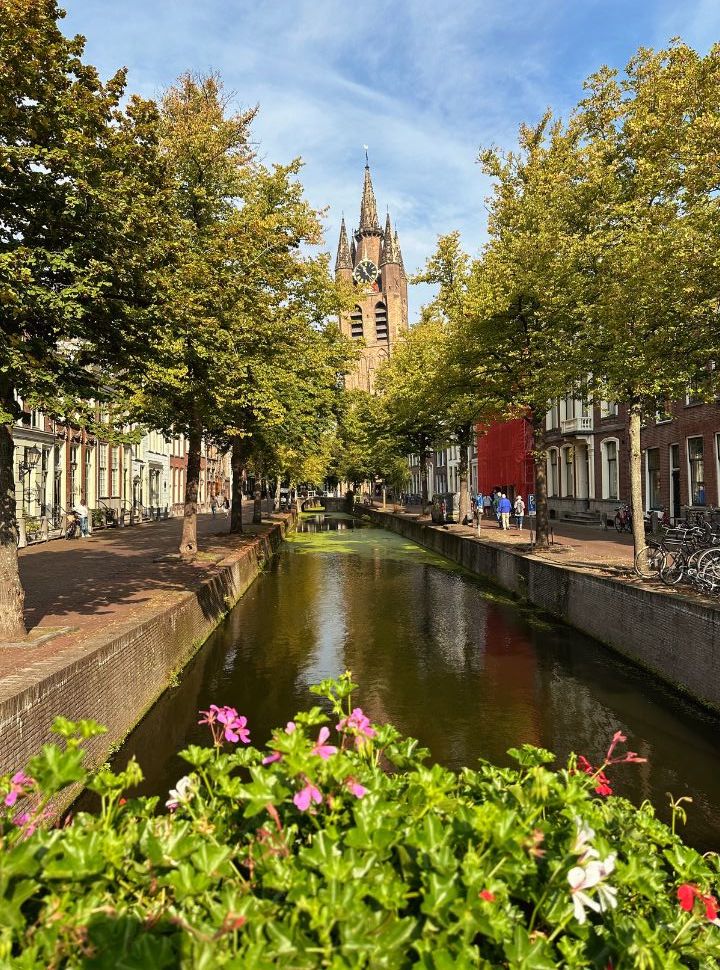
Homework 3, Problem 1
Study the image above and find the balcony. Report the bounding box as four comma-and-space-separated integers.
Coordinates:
561, 415, 593, 434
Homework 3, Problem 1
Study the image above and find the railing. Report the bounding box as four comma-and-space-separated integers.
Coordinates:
561, 415, 593, 434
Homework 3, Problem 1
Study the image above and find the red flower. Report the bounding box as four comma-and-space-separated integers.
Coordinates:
577, 755, 593, 775
677, 883, 719, 922
479, 890, 496, 902
678, 884, 696, 912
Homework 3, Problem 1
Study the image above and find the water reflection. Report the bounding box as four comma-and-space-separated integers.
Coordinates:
108, 516, 720, 851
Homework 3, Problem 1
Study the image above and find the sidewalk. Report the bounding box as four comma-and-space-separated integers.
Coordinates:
1, 503, 274, 684
389, 505, 635, 569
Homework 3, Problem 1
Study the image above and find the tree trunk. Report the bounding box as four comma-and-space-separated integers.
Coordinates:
531, 411, 550, 551
628, 399, 645, 557
0, 378, 26, 641
253, 478, 262, 524
458, 429, 470, 525
230, 435, 244, 534
420, 450, 429, 512
179, 412, 202, 559
273, 478, 281, 512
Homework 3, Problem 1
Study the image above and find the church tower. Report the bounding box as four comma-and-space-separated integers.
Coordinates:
335, 158, 408, 392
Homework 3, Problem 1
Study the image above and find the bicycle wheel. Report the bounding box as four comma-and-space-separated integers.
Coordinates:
660, 550, 685, 586
634, 546, 665, 579
698, 548, 720, 581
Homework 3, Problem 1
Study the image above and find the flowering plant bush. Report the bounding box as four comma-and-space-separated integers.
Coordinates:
1, 674, 719, 968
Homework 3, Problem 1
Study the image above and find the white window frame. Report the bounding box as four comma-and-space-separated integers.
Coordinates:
687, 435, 705, 506
601, 438, 619, 501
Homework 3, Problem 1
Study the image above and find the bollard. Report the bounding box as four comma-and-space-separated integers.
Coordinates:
17, 517, 27, 549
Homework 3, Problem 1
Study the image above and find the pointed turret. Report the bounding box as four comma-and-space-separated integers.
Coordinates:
394, 230, 406, 276
335, 217, 352, 272
358, 161, 380, 232
381, 212, 404, 266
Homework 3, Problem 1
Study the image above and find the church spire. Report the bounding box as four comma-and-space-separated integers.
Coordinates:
380, 212, 397, 266
358, 159, 379, 232
394, 230, 405, 276
335, 217, 352, 271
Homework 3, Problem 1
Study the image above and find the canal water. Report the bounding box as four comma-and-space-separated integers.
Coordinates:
109, 513, 720, 851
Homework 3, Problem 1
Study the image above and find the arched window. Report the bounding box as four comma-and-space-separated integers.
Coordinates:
350, 306, 363, 339
375, 301, 388, 341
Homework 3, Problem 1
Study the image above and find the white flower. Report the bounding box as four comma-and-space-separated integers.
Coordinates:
568, 854, 617, 924
166, 775, 195, 811
571, 819, 598, 860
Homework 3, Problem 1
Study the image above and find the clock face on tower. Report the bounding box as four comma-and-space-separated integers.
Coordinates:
353, 259, 379, 285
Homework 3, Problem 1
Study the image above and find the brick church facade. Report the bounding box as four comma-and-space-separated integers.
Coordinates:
335, 160, 408, 391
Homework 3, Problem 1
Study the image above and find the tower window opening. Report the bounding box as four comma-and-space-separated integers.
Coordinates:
350, 307, 364, 339
375, 302, 388, 341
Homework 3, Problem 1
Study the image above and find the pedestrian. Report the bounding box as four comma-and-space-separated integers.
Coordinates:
210, 495, 217, 517
483, 492, 492, 520
498, 492, 512, 530
222, 496, 230, 517
474, 492, 483, 531
73, 496, 89, 538
492, 490, 501, 523
514, 494, 525, 530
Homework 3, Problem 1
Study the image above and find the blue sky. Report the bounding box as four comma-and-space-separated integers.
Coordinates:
63, 0, 720, 319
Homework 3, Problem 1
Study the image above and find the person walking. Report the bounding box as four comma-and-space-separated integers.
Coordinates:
73, 497, 89, 538
498, 493, 512, 530
514, 494, 525, 530
474, 492, 483, 532
221, 496, 230, 517
483, 492, 492, 520
210, 495, 217, 517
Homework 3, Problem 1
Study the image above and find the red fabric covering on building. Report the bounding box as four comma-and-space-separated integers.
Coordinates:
476, 419, 534, 500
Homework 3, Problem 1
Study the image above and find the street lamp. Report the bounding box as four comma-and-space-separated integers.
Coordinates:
17, 445, 42, 547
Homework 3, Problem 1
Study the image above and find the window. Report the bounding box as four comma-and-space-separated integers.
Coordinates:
687, 437, 705, 505
602, 439, 618, 500
646, 448, 661, 509
350, 307, 363, 339
562, 447, 574, 497
686, 389, 704, 406
547, 449, 559, 497
374, 302, 388, 341
98, 443, 108, 497
110, 447, 119, 496
600, 400, 618, 418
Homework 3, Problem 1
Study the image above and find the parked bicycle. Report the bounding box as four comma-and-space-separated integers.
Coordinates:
614, 504, 632, 533
64, 511, 81, 540
633, 519, 720, 595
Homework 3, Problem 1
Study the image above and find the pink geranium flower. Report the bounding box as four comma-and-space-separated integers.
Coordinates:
345, 777, 368, 798
293, 781, 322, 812
4, 771, 32, 808
312, 726, 338, 760
337, 708, 376, 746
198, 705, 250, 745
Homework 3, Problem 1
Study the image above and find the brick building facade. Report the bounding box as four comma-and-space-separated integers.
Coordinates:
476, 399, 720, 525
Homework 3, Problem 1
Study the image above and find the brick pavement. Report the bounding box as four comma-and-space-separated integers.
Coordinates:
0, 502, 274, 684
386, 504, 635, 569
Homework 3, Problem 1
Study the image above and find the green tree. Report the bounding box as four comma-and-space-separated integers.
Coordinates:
0, 0, 172, 639
572, 42, 720, 553
458, 115, 589, 548
374, 322, 446, 511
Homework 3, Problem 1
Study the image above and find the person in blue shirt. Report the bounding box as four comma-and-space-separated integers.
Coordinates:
498, 493, 512, 530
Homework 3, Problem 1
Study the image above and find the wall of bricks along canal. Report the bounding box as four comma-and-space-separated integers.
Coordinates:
358, 507, 720, 713
0, 516, 295, 806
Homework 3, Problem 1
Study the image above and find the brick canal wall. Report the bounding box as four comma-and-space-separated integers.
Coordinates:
0, 518, 293, 789
358, 507, 720, 713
